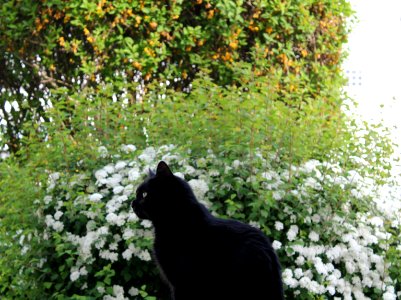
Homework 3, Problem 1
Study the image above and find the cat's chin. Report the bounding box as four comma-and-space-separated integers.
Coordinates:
133, 207, 150, 220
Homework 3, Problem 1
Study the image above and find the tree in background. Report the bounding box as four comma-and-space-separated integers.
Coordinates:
1, 0, 351, 155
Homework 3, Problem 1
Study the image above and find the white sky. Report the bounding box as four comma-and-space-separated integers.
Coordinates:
343, 0, 401, 150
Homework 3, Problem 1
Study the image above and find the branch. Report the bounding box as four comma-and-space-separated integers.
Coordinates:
21, 59, 73, 89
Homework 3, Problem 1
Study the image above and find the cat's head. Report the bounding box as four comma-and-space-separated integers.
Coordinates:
131, 161, 197, 222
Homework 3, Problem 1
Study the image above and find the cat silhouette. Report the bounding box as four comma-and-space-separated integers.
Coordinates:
132, 161, 284, 300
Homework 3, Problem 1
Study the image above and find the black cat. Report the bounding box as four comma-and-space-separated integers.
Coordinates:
131, 161, 284, 300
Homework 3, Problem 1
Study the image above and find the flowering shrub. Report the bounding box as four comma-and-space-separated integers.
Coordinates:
207, 153, 400, 299
18, 144, 400, 299
28, 145, 210, 299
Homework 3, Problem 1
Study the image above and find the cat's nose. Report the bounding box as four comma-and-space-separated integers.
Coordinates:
131, 200, 137, 210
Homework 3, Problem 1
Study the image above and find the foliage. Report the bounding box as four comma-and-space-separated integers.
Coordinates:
2, 144, 399, 299
1, 0, 400, 299
1, 63, 362, 174
0, 160, 46, 298
0, 0, 352, 153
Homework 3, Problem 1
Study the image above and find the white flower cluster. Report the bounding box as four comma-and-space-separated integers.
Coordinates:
34, 145, 400, 298
102, 285, 129, 300
70, 266, 88, 282
188, 178, 209, 205
282, 213, 397, 299
122, 243, 151, 261
38, 145, 211, 296
212, 152, 400, 299
284, 161, 398, 299
45, 213, 64, 232
96, 283, 139, 299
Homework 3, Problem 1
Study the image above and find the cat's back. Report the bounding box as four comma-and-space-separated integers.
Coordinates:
155, 216, 284, 300
196, 217, 284, 299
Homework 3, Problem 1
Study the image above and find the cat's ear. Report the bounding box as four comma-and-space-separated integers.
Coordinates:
156, 161, 174, 177
148, 168, 156, 177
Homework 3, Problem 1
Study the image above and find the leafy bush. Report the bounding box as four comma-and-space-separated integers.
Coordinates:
6, 144, 399, 299
1, 0, 352, 153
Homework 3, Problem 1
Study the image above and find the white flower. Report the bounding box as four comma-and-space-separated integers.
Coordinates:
113, 186, 124, 194
383, 292, 396, 300
97, 226, 109, 235
232, 160, 241, 168
184, 165, 196, 175
311, 214, 321, 223
43, 195, 53, 205
113, 234, 121, 243
314, 257, 328, 275
106, 174, 123, 188
368, 216, 384, 227
115, 161, 127, 171
89, 193, 103, 202
113, 285, 125, 297
127, 213, 139, 223
95, 169, 107, 177
287, 225, 299, 241
294, 268, 303, 279
261, 171, 277, 181
272, 240, 282, 250
49, 172, 60, 181
140, 220, 153, 228
54, 211, 63, 220
123, 228, 135, 240
128, 287, 139, 296
123, 184, 134, 196
295, 256, 305, 265
209, 169, 220, 177
77, 231, 98, 259
302, 159, 321, 173
70, 270, 80, 281
122, 246, 135, 260
272, 190, 285, 201
274, 221, 284, 231
138, 250, 151, 261
282, 269, 298, 288
308, 231, 320, 242
138, 147, 156, 163
188, 179, 209, 200
80, 266, 88, 276
109, 242, 118, 251
45, 215, 64, 232
98, 146, 108, 157
304, 177, 322, 190
174, 172, 185, 179
121, 144, 136, 153
128, 168, 140, 181
104, 165, 115, 174
326, 285, 336, 295
249, 221, 261, 229
100, 250, 118, 262
106, 213, 126, 226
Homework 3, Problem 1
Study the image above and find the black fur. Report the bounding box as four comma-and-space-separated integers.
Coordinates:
131, 161, 284, 300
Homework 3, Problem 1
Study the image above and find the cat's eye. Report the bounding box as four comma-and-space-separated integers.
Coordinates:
142, 192, 147, 198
